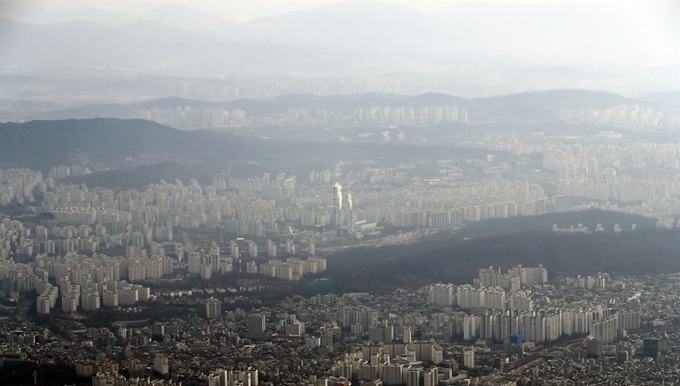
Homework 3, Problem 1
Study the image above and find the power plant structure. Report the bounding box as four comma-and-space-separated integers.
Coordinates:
332, 182, 342, 229
347, 192, 355, 234
331, 182, 354, 238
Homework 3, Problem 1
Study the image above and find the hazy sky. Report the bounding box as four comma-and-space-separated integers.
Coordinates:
0, 0, 660, 22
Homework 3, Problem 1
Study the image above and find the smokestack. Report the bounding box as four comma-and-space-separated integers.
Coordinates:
334, 182, 343, 211
333, 182, 343, 228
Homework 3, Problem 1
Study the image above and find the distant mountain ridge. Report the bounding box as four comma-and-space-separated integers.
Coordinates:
1, 1, 677, 73
0, 17, 344, 74
0, 3, 232, 30
134, 3, 233, 32
29, 89, 650, 125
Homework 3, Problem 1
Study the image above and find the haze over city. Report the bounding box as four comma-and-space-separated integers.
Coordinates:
0, 1, 678, 386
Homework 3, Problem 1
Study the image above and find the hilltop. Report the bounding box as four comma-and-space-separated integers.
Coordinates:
0, 118, 244, 171
326, 211, 674, 293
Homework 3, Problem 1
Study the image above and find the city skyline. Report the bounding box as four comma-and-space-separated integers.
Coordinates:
0, 0, 678, 384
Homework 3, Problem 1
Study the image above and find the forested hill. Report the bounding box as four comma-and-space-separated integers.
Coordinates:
0, 118, 250, 171
326, 211, 674, 293
0, 118, 504, 188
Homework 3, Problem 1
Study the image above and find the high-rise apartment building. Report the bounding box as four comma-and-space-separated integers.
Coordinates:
206, 297, 222, 319
246, 314, 266, 339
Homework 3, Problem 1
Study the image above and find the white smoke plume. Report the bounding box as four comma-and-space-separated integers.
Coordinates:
334, 182, 343, 211
347, 192, 353, 210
